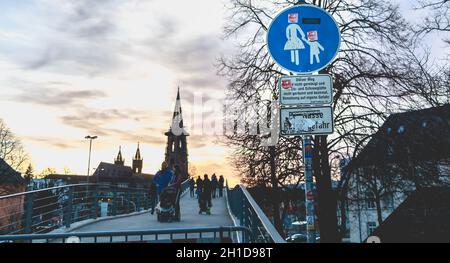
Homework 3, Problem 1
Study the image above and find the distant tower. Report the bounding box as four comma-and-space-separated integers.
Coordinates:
165, 87, 189, 179
114, 146, 125, 166
132, 143, 143, 174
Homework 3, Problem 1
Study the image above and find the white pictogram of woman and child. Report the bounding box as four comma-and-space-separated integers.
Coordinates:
284, 14, 324, 66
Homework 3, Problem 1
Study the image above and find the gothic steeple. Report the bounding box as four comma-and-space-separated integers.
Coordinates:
170, 87, 188, 136
165, 87, 189, 180
114, 146, 124, 166
132, 142, 143, 174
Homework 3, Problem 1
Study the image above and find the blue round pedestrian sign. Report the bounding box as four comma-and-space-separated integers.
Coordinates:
267, 5, 341, 74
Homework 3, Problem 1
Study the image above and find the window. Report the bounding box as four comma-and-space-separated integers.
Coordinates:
366, 192, 376, 209
367, 222, 377, 236
383, 193, 394, 208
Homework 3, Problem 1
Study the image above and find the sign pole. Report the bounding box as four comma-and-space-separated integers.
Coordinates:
266, 1, 340, 243
303, 135, 316, 243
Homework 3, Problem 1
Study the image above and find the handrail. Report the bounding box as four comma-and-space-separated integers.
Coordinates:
0, 226, 253, 243
239, 185, 286, 243
226, 184, 286, 243
0, 183, 147, 200
0, 183, 152, 235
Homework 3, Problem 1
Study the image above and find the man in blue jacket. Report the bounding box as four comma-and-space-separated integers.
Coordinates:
152, 161, 173, 197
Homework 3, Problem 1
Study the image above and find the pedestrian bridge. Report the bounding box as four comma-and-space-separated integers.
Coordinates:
0, 181, 285, 243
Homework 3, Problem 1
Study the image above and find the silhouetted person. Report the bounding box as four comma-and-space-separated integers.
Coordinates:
202, 174, 212, 208
195, 176, 203, 199
189, 177, 195, 197
153, 161, 173, 197
211, 174, 218, 198
218, 175, 225, 198
149, 180, 158, 214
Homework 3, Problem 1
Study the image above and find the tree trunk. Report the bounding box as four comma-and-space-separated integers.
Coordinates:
338, 191, 348, 240
375, 192, 384, 226
314, 135, 340, 242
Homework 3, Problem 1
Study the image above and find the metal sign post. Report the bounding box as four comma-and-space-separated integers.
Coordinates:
303, 136, 316, 243
267, 2, 340, 244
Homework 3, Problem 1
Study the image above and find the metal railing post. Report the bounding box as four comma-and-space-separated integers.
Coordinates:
92, 185, 98, 219
239, 189, 244, 227
112, 191, 117, 216
64, 187, 74, 228
24, 192, 34, 234
136, 191, 141, 212
251, 210, 258, 242
126, 191, 131, 213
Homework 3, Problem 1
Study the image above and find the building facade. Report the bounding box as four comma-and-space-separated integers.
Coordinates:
0, 158, 26, 234
345, 105, 450, 242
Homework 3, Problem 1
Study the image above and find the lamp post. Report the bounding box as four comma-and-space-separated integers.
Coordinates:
85, 135, 98, 185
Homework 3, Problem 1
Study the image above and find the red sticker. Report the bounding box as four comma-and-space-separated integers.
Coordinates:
306, 191, 314, 200
288, 13, 298, 23
307, 31, 318, 41
281, 79, 292, 89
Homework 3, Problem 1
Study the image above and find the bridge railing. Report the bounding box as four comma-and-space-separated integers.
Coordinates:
0, 183, 152, 235
0, 226, 253, 243
227, 184, 286, 243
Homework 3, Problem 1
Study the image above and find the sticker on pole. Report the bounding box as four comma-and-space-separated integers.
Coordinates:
280, 106, 333, 135
279, 74, 333, 106
267, 5, 341, 74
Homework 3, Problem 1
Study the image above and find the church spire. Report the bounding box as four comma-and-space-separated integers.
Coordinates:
170, 86, 188, 135
164, 87, 189, 180
134, 142, 142, 160
114, 146, 124, 166
132, 142, 143, 174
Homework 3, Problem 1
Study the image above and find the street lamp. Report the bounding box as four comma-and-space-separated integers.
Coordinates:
85, 135, 98, 184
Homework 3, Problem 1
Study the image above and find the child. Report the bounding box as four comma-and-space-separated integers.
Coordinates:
306, 31, 325, 65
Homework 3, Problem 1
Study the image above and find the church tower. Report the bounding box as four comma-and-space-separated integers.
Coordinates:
114, 146, 125, 166
132, 143, 143, 174
165, 87, 189, 179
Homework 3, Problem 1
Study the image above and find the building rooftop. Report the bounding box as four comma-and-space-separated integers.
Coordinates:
349, 104, 450, 168
369, 187, 450, 243
0, 158, 25, 185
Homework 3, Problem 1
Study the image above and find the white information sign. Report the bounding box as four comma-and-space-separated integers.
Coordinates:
280, 106, 333, 135
279, 74, 333, 106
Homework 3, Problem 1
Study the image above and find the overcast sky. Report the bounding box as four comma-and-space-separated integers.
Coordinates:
0, 0, 239, 182
0, 0, 447, 184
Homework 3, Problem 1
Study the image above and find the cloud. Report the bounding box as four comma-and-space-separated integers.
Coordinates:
60, 107, 138, 135
9, 0, 128, 75
10, 85, 106, 106
21, 136, 80, 149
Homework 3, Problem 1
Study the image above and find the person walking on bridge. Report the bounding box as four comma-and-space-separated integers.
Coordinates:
195, 176, 203, 199
211, 174, 218, 198
149, 180, 158, 214
189, 177, 195, 198
153, 161, 173, 197
202, 174, 212, 208
218, 175, 225, 198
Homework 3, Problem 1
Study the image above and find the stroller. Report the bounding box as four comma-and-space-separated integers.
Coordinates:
198, 191, 211, 215
156, 186, 180, 222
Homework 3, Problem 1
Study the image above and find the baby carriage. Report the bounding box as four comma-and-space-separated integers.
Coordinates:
156, 186, 180, 222
198, 191, 211, 215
